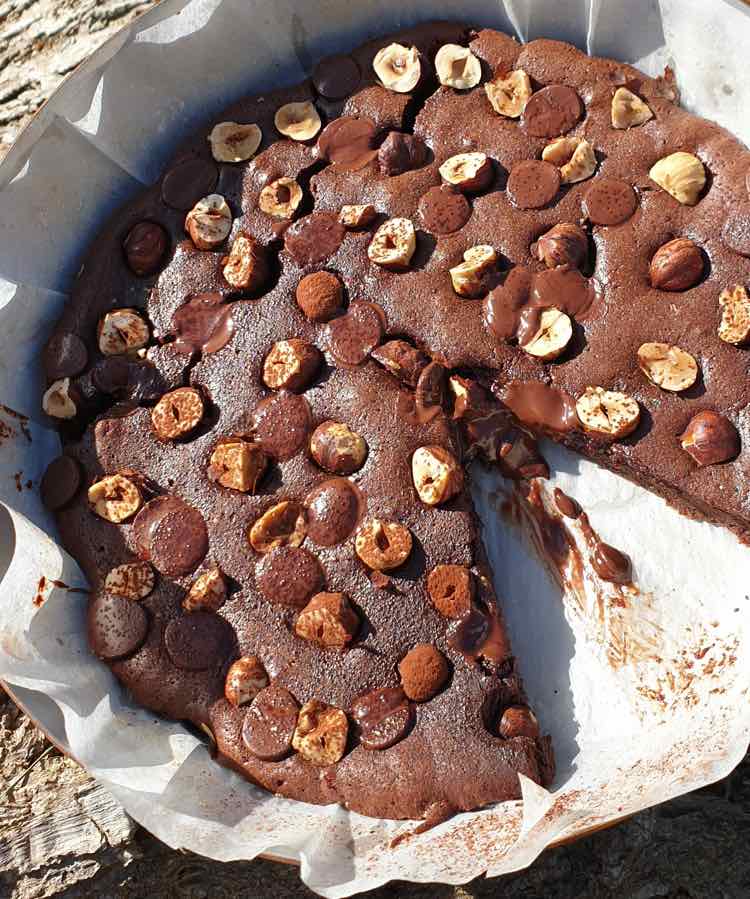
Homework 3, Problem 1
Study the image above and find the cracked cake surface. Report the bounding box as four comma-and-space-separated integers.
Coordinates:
39, 20, 750, 820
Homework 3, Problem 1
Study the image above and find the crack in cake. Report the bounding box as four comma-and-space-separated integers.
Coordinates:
38, 21, 750, 821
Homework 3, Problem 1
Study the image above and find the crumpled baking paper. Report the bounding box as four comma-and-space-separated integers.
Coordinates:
0, 1, 749, 896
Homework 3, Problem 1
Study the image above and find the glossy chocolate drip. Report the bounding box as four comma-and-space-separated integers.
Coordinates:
531, 266, 596, 319
172, 292, 235, 355
483, 266, 533, 341
553, 487, 581, 519
501, 381, 579, 433
579, 513, 632, 584
448, 603, 510, 667
317, 116, 378, 171
516, 306, 543, 347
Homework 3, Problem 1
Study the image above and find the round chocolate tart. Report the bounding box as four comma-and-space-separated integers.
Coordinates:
41, 21, 750, 821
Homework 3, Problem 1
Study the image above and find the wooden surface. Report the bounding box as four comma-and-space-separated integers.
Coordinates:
2, 3, 750, 897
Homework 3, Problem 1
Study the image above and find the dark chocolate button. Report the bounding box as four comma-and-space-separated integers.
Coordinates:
161, 157, 219, 211
521, 85, 582, 138
418, 186, 471, 234
312, 54, 361, 100
172, 293, 235, 355
88, 593, 149, 661
255, 546, 324, 608
253, 391, 311, 460
40, 455, 81, 511
325, 302, 386, 367
123, 221, 169, 276
722, 210, 750, 257
501, 381, 579, 432
149, 505, 209, 577
583, 178, 637, 225
351, 687, 414, 750
284, 213, 345, 266
242, 685, 299, 760
507, 160, 561, 210
133, 495, 185, 560
163, 611, 234, 670
92, 357, 166, 403
317, 116, 377, 170
378, 131, 428, 177
43, 331, 88, 381
304, 478, 363, 546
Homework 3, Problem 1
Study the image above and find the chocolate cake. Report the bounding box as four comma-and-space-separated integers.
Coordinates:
39, 20, 750, 821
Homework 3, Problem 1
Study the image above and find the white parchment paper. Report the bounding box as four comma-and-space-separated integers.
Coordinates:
1, 1, 749, 895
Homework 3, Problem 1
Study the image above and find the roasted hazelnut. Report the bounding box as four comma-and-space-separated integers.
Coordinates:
412, 445, 463, 506
42, 378, 77, 419
208, 121, 262, 162
575, 387, 640, 439
151, 387, 204, 441
339, 204, 377, 229
292, 700, 348, 765
296, 271, 344, 322
637, 342, 698, 392
104, 561, 155, 600
498, 705, 540, 739
427, 564, 474, 619
221, 232, 268, 292
371, 339, 429, 386
611, 87, 653, 129
207, 439, 267, 492
224, 655, 268, 706
367, 217, 416, 270
649, 152, 706, 206
542, 136, 597, 184
649, 238, 704, 291
98, 308, 150, 356
248, 500, 306, 553
521, 308, 573, 361
274, 101, 321, 141
88, 474, 142, 523
294, 592, 359, 647
123, 221, 168, 276
183, 566, 227, 612
262, 339, 321, 392
535, 223, 588, 270
398, 644, 450, 702
717, 284, 750, 345
679, 410, 740, 466
377, 131, 427, 177
309, 421, 367, 475
258, 177, 303, 220
485, 69, 532, 118
185, 194, 232, 249
434, 44, 482, 89
355, 519, 412, 570
373, 43, 421, 93
439, 152, 493, 193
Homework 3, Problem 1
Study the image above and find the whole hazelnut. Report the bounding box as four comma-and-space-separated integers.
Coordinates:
535, 223, 588, 270
123, 221, 168, 276
377, 131, 427, 177
498, 705, 540, 739
679, 411, 740, 466
649, 238, 704, 291
262, 339, 322, 392
296, 271, 344, 322
310, 421, 367, 475
398, 644, 450, 702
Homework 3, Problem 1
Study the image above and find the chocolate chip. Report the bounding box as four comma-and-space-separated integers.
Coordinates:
507, 160, 561, 210
252, 391, 311, 460
312, 55, 361, 100
317, 116, 377, 170
123, 221, 169, 276
377, 131, 428, 176
305, 478, 363, 546
133, 496, 208, 576
415, 361, 446, 421
242, 684, 299, 760
40, 455, 81, 511
351, 686, 414, 750
255, 546, 324, 608
161, 157, 219, 211
43, 331, 88, 381
521, 85, 582, 138
133, 496, 186, 559
583, 178, 637, 225
418, 186, 471, 235
325, 302, 386, 367
163, 611, 234, 670
284, 212, 345, 266
92, 357, 166, 403
88, 593, 149, 661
